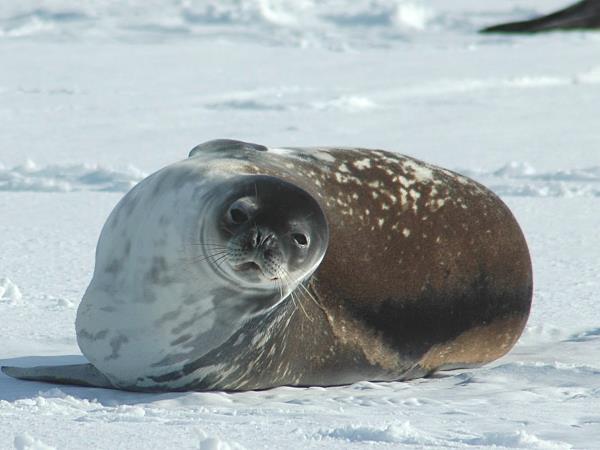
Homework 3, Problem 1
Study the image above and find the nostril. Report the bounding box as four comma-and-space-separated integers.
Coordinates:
252, 229, 276, 248
262, 233, 275, 246
253, 229, 261, 247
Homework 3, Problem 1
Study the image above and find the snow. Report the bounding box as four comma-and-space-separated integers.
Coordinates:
1, 0, 599, 448
0, 160, 145, 192
13, 433, 56, 450
0, 278, 23, 304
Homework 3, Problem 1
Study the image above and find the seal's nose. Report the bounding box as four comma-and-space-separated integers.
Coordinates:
250, 227, 276, 250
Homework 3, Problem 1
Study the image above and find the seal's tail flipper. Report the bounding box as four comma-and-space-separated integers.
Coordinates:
481, 0, 600, 33
1, 363, 114, 389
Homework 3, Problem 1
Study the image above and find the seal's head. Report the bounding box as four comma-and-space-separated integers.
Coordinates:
201, 175, 328, 297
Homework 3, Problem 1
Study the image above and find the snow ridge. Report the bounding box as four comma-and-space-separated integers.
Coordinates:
0, 1, 460, 48
0, 160, 146, 193
1, 1, 599, 50
317, 424, 570, 448
0, 278, 23, 304
461, 162, 600, 198
14, 433, 56, 450
317, 422, 439, 445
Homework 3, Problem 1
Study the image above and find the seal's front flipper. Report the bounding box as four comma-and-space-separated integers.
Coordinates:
481, 0, 600, 33
1, 364, 114, 389
188, 139, 268, 158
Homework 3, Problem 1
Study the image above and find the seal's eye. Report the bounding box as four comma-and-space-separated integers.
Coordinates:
230, 207, 249, 224
292, 233, 309, 248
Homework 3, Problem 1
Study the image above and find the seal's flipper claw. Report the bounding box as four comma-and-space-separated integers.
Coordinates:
188, 139, 268, 158
481, 0, 600, 33
1, 364, 114, 389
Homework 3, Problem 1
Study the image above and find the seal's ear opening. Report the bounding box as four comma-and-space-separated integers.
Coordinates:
189, 139, 268, 158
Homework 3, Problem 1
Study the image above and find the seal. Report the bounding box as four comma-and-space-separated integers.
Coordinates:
481, 0, 600, 33
2, 139, 533, 392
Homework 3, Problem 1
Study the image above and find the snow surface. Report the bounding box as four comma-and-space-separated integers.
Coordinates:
1, 0, 599, 448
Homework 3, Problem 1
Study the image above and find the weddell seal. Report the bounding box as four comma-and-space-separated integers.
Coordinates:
481, 0, 600, 33
2, 139, 533, 392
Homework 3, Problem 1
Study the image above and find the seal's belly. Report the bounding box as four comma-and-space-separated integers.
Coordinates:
76, 285, 223, 386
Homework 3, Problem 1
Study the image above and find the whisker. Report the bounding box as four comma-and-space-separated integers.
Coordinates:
296, 281, 325, 312
282, 271, 313, 323
287, 271, 319, 305
213, 254, 230, 270
212, 252, 229, 264
190, 243, 228, 248
288, 292, 299, 321
180, 254, 226, 266
291, 289, 313, 323
190, 250, 229, 264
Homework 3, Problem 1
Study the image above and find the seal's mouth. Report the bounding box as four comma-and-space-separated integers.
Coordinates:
233, 261, 278, 281
234, 261, 261, 272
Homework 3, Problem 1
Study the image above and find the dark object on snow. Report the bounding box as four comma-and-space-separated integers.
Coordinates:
481, 0, 600, 33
